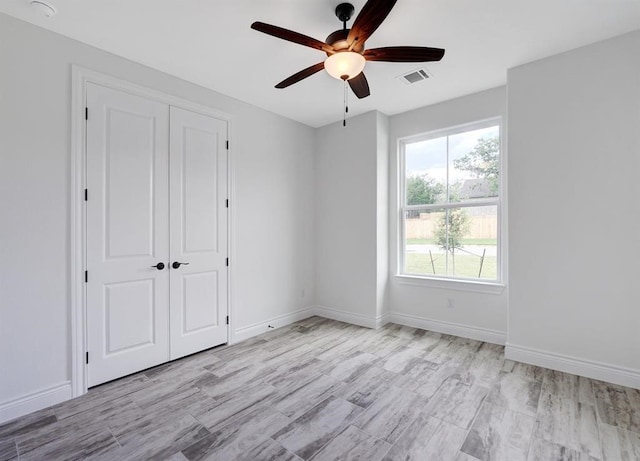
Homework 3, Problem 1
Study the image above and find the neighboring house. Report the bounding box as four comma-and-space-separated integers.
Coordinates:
459, 178, 493, 200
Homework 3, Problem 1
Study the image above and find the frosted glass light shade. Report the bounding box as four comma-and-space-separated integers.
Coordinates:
324, 52, 366, 80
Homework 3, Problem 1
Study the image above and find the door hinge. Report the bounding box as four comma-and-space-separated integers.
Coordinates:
84, 189, 88, 201
226, 258, 229, 267
226, 316, 229, 325
85, 107, 88, 120
226, 199, 229, 208
86, 352, 89, 364
226, 140, 229, 150
84, 270, 88, 283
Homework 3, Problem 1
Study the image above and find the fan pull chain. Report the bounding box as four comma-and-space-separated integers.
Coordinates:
343, 79, 349, 127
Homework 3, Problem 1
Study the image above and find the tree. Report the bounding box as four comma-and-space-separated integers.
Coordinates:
406, 174, 444, 205
435, 208, 470, 251
453, 136, 500, 194
435, 208, 470, 272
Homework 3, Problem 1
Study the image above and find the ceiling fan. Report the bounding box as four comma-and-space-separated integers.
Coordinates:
251, 0, 445, 99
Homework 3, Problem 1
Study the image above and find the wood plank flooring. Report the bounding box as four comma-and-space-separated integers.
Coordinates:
1, 317, 639, 460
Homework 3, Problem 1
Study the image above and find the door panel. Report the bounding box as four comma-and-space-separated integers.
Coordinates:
86, 83, 170, 387
169, 106, 228, 360
104, 279, 155, 353
182, 126, 219, 253
182, 272, 219, 333
104, 108, 156, 259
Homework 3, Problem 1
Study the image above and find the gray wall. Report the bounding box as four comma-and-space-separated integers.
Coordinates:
375, 112, 390, 320
0, 13, 316, 407
388, 87, 509, 338
507, 30, 640, 380
314, 111, 381, 322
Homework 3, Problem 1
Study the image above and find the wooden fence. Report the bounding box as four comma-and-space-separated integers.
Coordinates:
405, 213, 497, 240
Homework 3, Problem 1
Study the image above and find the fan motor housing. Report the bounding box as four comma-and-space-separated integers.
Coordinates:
326, 29, 365, 54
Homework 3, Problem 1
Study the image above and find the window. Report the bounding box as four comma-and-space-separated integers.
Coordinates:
399, 119, 502, 283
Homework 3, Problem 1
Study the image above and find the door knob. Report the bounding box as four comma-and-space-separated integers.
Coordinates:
172, 261, 190, 269
151, 262, 165, 270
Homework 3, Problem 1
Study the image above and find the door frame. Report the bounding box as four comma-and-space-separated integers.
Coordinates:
70, 65, 234, 397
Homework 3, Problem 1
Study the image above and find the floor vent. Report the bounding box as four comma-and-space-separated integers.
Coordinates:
397, 68, 431, 85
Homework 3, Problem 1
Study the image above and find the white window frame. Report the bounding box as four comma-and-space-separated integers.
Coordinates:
397, 117, 505, 292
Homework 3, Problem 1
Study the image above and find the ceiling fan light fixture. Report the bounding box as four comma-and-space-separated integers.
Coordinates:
324, 52, 366, 81
251, 0, 445, 101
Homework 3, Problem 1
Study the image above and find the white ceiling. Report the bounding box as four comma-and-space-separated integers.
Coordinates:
2, 0, 640, 127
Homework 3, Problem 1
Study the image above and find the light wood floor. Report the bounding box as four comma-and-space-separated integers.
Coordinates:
1, 317, 639, 460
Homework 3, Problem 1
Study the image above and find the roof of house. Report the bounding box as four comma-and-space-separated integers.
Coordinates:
459, 178, 494, 199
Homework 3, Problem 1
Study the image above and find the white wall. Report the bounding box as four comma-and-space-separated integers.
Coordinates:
387, 87, 508, 343
0, 13, 315, 415
375, 112, 390, 320
314, 111, 388, 325
507, 30, 640, 386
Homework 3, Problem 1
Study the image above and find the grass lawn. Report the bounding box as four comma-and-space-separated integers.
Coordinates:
406, 238, 496, 246
405, 252, 497, 280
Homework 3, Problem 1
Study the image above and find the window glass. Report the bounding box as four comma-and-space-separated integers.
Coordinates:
449, 126, 500, 202
405, 137, 447, 205
401, 121, 501, 282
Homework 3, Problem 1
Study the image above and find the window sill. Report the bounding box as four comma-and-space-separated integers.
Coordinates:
393, 274, 506, 295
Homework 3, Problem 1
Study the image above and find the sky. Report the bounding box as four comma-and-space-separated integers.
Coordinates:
405, 125, 499, 184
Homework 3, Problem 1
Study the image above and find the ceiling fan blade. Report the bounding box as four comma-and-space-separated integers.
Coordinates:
347, 0, 398, 48
364, 46, 445, 62
275, 62, 326, 89
251, 22, 334, 53
348, 72, 371, 99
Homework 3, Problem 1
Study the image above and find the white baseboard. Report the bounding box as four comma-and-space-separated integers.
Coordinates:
386, 312, 507, 345
376, 312, 391, 329
0, 382, 72, 424
232, 306, 389, 345
255, 305, 505, 345
312, 305, 381, 329
505, 344, 640, 390
232, 307, 315, 343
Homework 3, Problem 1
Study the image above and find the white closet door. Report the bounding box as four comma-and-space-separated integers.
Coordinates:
86, 83, 170, 387
169, 106, 228, 360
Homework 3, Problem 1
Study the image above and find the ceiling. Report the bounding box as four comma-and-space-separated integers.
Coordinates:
2, 0, 640, 127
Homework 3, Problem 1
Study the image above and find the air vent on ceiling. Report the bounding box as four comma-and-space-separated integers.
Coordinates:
397, 68, 431, 85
